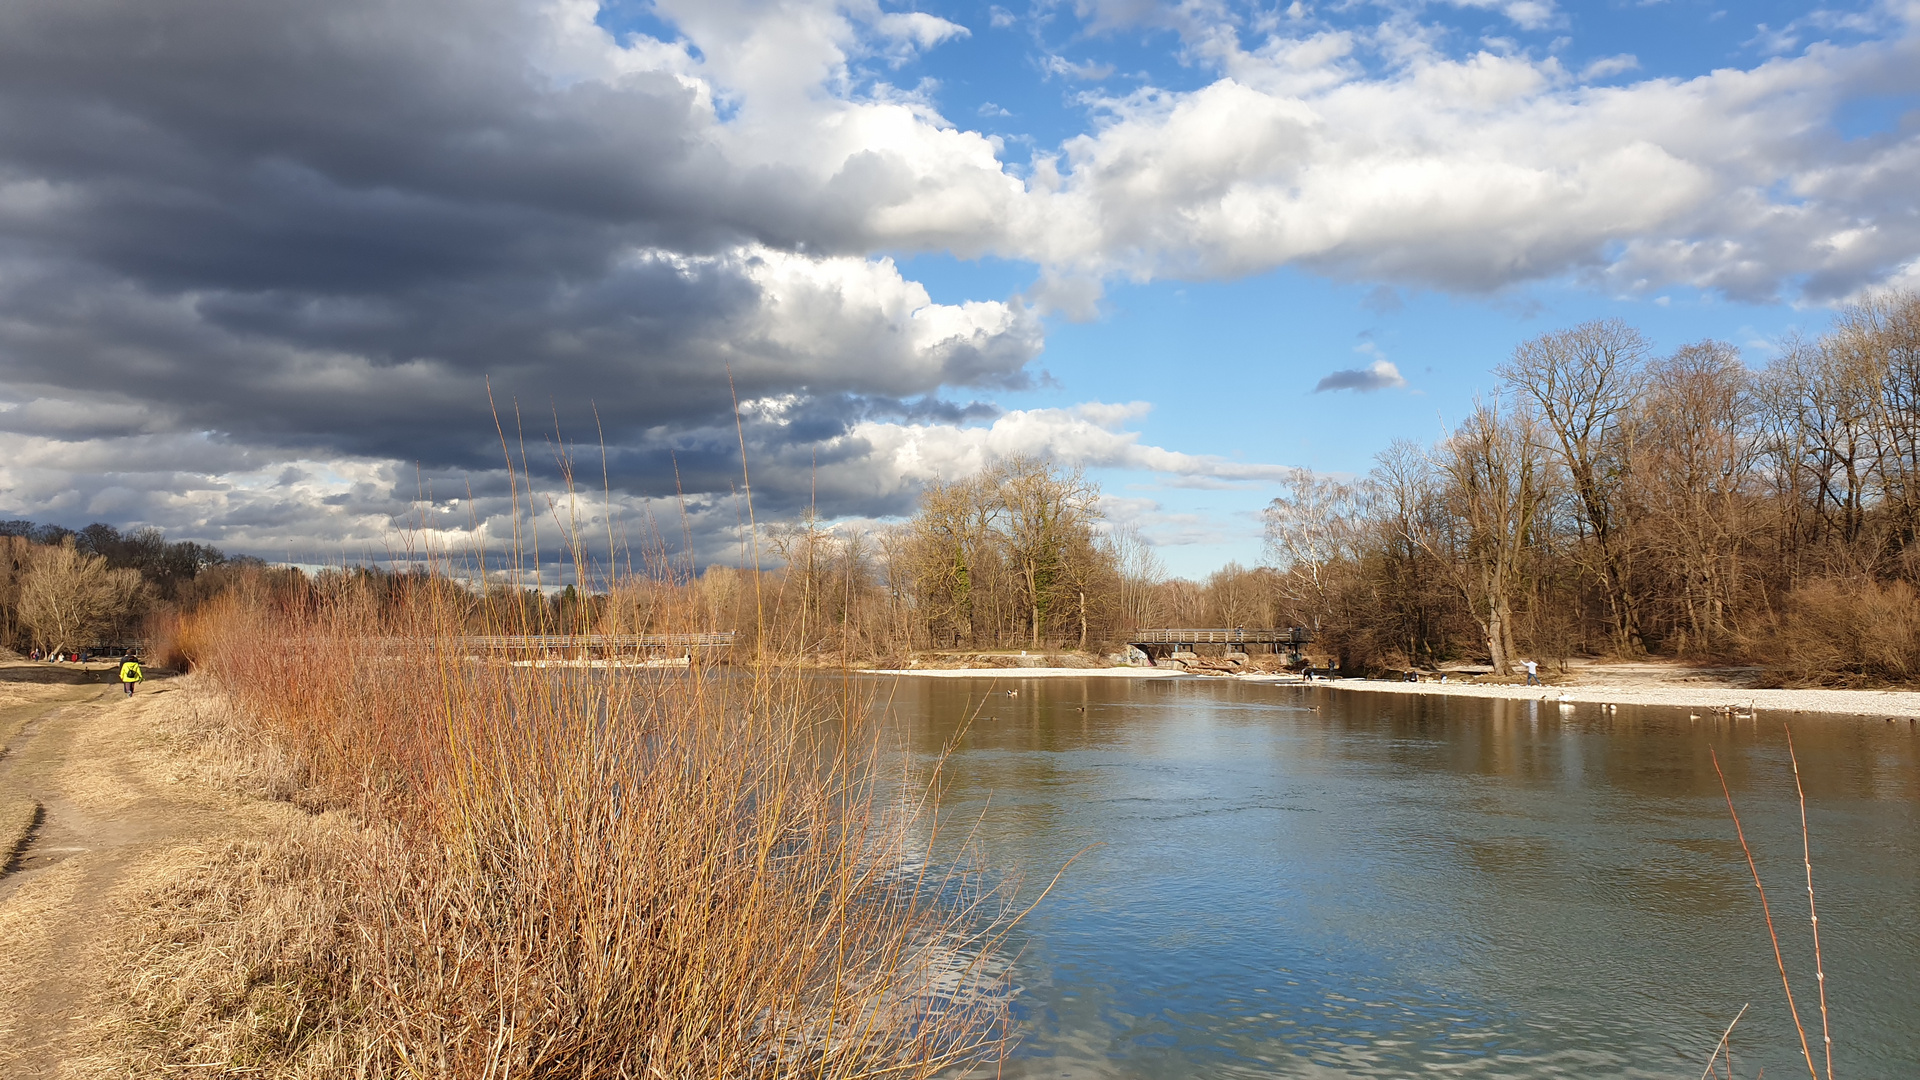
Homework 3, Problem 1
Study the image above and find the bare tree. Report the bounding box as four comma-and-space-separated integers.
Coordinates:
1421, 400, 1547, 675
0, 535, 29, 651
1262, 468, 1366, 631
1105, 523, 1165, 632
767, 508, 834, 653
18, 540, 145, 656
899, 460, 1112, 651
1761, 331, 1880, 559
1367, 439, 1454, 666
1498, 319, 1650, 653
1833, 291, 1920, 566
874, 524, 917, 653
1202, 563, 1272, 628
1056, 528, 1117, 651
1633, 342, 1758, 651
1754, 332, 1824, 588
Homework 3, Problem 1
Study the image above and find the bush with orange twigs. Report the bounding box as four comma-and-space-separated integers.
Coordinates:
132, 566, 1016, 1079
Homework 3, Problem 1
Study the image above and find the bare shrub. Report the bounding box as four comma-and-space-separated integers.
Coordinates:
17, 540, 145, 655
1764, 577, 1920, 685
106, 576, 1014, 1078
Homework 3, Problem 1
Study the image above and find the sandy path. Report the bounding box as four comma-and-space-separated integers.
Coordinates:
0, 665, 268, 1078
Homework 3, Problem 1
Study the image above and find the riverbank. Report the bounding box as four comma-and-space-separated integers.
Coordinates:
864, 659, 1920, 716
1237, 671, 1920, 718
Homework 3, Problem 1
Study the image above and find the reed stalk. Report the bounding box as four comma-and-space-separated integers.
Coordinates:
1700, 1003, 1747, 1080
1710, 747, 1820, 1080
1784, 727, 1833, 1080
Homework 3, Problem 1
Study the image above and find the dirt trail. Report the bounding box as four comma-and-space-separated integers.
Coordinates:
0, 664, 261, 1078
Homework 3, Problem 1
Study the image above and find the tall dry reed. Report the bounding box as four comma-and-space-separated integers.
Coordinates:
169, 569, 1013, 1078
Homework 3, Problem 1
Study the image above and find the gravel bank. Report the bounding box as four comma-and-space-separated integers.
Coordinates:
1238, 673, 1920, 718
864, 666, 1186, 679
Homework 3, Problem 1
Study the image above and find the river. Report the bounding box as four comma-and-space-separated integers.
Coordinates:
869, 675, 1920, 1079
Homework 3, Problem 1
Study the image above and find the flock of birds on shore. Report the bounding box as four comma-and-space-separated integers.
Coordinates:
1535, 691, 1754, 720
1499, 692, 1908, 724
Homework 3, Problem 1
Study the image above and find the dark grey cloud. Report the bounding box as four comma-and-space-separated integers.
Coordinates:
0, 0, 1043, 549
0, 0, 805, 264
1312, 358, 1408, 393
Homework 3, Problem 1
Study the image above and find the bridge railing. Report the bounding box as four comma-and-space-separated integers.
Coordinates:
1129, 628, 1310, 645
466, 633, 737, 649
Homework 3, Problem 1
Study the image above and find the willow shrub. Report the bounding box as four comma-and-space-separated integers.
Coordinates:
167, 573, 1013, 1078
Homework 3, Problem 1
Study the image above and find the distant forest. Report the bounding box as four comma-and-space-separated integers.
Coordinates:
710, 291, 1920, 685
1268, 292, 1920, 685
5, 293, 1917, 685
0, 520, 240, 655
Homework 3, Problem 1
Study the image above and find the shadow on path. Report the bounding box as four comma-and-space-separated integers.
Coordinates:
0, 664, 178, 687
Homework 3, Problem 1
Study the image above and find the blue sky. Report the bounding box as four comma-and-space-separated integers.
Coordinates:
918, 263, 1824, 574
887, 0, 1894, 147
757, 0, 1910, 574
1, 0, 1916, 577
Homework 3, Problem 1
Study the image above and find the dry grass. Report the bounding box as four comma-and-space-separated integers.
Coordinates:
100, 575, 1016, 1079
95, 817, 375, 1075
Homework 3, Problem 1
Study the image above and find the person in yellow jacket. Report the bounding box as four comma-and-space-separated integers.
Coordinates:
118, 654, 144, 697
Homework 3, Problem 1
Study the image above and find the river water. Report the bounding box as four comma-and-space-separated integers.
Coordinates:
868, 675, 1920, 1079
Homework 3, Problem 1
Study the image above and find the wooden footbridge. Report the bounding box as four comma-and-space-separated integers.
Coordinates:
1129, 627, 1311, 665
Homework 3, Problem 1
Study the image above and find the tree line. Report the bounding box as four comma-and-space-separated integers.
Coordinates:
1262, 293, 1920, 684
10, 294, 1918, 685
0, 521, 238, 656
740, 291, 1919, 682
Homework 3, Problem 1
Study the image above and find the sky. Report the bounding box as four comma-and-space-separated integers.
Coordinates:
2, 0, 1918, 579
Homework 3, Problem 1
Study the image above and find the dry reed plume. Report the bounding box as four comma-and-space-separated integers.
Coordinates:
122, 568, 1015, 1078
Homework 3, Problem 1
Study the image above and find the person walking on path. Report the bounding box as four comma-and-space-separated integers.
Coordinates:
1523, 659, 1540, 686
118, 654, 144, 697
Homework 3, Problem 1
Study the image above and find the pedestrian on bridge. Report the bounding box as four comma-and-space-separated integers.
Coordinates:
119, 654, 144, 697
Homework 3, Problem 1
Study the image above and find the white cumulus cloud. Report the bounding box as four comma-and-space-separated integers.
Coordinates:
1010, 24, 1920, 300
